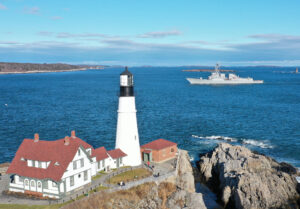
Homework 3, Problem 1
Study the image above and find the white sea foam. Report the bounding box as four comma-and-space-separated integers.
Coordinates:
241, 139, 274, 149
192, 135, 273, 149
192, 135, 237, 142
296, 176, 300, 183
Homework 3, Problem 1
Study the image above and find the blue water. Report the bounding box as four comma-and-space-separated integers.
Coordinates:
0, 67, 299, 168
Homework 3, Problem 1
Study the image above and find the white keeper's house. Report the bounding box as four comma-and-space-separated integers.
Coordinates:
6, 131, 127, 199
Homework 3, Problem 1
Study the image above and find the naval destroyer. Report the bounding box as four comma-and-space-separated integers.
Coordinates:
186, 64, 264, 85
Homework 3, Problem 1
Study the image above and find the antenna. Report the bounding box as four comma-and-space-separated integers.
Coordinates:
215, 63, 220, 73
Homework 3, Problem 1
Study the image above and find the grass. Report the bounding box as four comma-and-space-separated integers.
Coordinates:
88, 185, 108, 195
62, 182, 177, 209
106, 168, 151, 184
91, 171, 106, 181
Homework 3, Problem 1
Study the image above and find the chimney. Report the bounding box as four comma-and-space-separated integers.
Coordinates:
71, 130, 76, 138
64, 136, 70, 145
34, 133, 39, 142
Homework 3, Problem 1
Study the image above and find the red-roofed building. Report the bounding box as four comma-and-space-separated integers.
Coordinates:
140, 139, 177, 163
107, 149, 127, 168
6, 131, 128, 199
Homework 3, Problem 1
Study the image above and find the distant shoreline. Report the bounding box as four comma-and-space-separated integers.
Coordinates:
0, 67, 102, 75
0, 62, 106, 75
182, 69, 235, 72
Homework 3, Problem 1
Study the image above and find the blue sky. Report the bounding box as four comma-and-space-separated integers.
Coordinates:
0, 0, 300, 66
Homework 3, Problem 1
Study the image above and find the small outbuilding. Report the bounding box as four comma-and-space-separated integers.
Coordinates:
140, 139, 177, 163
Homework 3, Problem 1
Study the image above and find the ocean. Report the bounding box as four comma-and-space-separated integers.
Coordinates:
0, 67, 299, 169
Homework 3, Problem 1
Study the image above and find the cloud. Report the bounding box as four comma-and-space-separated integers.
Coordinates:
51, 16, 63, 20
0, 41, 20, 45
1, 33, 300, 66
24, 7, 40, 15
37, 31, 53, 36
0, 3, 7, 10
138, 30, 182, 38
56, 32, 117, 39
249, 33, 300, 41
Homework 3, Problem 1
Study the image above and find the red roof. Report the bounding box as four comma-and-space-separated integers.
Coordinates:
107, 149, 127, 159
7, 137, 92, 182
91, 147, 109, 161
141, 139, 177, 150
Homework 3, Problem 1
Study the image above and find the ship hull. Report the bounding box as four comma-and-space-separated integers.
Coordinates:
186, 78, 264, 85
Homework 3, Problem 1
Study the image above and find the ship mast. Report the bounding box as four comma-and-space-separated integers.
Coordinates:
215, 63, 220, 74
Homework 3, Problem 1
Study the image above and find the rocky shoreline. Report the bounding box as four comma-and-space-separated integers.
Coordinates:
197, 143, 300, 209
1, 145, 299, 209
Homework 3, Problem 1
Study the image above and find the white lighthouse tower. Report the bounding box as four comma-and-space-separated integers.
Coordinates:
115, 67, 142, 166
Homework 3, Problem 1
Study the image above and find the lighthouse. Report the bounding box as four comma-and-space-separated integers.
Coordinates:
115, 67, 142, 166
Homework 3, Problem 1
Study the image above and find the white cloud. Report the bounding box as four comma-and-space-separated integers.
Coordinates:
24, 7, 40, 15
51, 16, 63, 20
0, 3, 7, 10
138, 30, 182, 38
37, 31, 53, 36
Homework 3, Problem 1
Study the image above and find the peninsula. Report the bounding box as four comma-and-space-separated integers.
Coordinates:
0, 62, 106, 74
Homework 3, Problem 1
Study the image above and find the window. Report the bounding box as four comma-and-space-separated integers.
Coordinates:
38, 161, 42, 168
78, 174, 81, 178
80, 159, 84, 167
37, 181, 42, 188
44, 181, 48, 189
102, 160, 105, 168
52, 181, 57, 187
98, 161, 100, 169
171, 148, 174, 152
32, 161, 35, 167
70, 176, 74, 186
78, 149, 81, 156
73, 161, 77, 170
84, 171, 87, 181
31, 180, 35, 187
24, 179, 29, 186
120, 157, 122, 164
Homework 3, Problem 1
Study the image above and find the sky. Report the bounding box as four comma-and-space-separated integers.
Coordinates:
0, 0, 300, 66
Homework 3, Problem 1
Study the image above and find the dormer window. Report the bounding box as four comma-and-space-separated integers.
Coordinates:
78, 149, 81, 156
20, 157, 25, 161
54, 162, 60, 166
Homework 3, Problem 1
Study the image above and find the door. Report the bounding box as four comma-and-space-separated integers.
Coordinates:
143, 153, 149, 162
116, 159, 120, 168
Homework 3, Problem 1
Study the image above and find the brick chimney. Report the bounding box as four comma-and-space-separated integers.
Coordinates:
34, 133, 39, 142
64, 136, 70, 145
71, 130, 76, 138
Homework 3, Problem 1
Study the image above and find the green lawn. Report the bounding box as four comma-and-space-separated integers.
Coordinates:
106, 168, 151, 184
91, 171, 106, 181
89, 185, 108, 195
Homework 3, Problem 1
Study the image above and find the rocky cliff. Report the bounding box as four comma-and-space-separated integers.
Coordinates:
198, 143, 300, 209
64, 150, 207, 209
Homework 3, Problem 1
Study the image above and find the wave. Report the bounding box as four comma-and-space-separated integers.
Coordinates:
192, 135, 273, 149
191, 135, 237, 142
273, 71, 299, 74
241, 139, 274, 149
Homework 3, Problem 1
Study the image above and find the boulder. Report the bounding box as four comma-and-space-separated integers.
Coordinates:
167, 190, 207, 209
176, 150, 195, 193
199, 143, 300, 209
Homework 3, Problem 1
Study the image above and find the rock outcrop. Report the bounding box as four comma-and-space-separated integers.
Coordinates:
176, 150, 196, 193
199, 143, 300, 209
